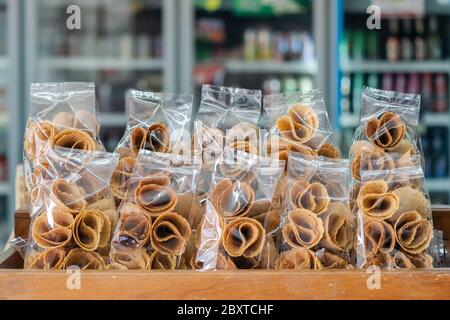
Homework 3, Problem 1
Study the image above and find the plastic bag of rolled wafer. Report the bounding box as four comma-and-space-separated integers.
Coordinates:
109, 150, 201, 270
355, 154, 434, 270
262, 90, 337, 171
23, 147, 119, 270
274, 152, 354, 270
349, 87, 423, 183
111, 90, 193, 206
23, 82, 105, 207
196, 147, 285, 270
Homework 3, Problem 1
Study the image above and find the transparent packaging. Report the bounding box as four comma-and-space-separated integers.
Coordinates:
109, 150, 201, 270
111, 90, 193, 205
355, 155, 434, 269
24, 82, 104, 206
275, 152, 354, 269
23, 148, 119, 270
196, 148, 285, 270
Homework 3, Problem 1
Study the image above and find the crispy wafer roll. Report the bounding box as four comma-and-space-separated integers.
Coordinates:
51, 179, 86, 214
316, 251, 351, 269
277, 104, 319, 143
222, 217, 265, 258
135, 174, 177, 216
228, 140, 258, 155
363, 252, 393, 269
117, 202, 152, 248
394, 210, 433, 254
52, 128, 96, 152
274, 247, 317, 269
318, 142, 341, 159
27, 248, 66, 270
110, 247, 150, 269
52, 111, 75, 130
87, 198, 117, 224
151, 212, 191, 256
363, 219, 395, 257
64, 248, 105, 269
130, 127, 147, 156
390, 186, 430, 220
247, 199, 280, 233
194, 127, 224, 165
358, 180, 399, 220
350, 145, 386, 181
149, 250, 177, 269
325, 181, 346, 199
214, 253, 237, 270
145, 123, 170, 153
320, 202, 353, 252
73, 209, 111, 251
110, 156, 136, 202
74, 109, 99, 136
32, 210, 74, 248
393, 251, 416, 269
365, 111, 406, 149
289, 180, 330, 215
408, 252, 433, 268
230, 256, 259, 269
225, 122, 258, 146
25, 121, 57, 160
210, 179, 255, 220
174, 193, 204, 230
282, 209, 324, 249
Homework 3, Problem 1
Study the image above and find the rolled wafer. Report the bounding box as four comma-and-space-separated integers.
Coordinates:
51, 179, 86, 214
357, 180, 399, 220
320, 202, 353, 252
394, 210, 433, 254
110, 156, 136, 202
27, 248, 66, 270
149, 250, 177, 269
225, 122, 258, 147
52, 128, 96, 152
289, 180, 330, 215
110, 247, 150, 270
151, 212, 191, 256
316, 251, 351, 269
116, 202, 152, 248
64, 248, 105, 269
363, 219, 395, 257
282, 209, 324, 249
274, 247, 317, 270
32, 210, 74, 248
145, 123, 170, 153
72, 209, 111, 251
390, 186, 430, 220
247, 199, 280, 233
228, 140, 258, 155
365, 111, 406, 149
135, 174, 177, 216
210, 179, 255, 220
74, 109, 99, 136
318, 142, 341, 159
222, 217, 265, 258
350, 141, 385, 181
25, 121, 56, 160
130, 127, 147, 156
277, 104, 319, 143
363, 252, 393, 269
52, 111, 75, 130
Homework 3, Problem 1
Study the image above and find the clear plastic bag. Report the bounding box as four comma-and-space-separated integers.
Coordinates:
111, 90, 193, 205
23, 147, 119, 270
109, 150, 201, 269
275, 152, 354, 270
24, 82, 104, 206
196, 148, 285, 270
355, 154, 434, 269
349, 87, 422, 182
262, 90, 337, 170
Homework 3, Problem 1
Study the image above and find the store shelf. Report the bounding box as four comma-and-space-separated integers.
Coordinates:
426, 179, 450, 192
99, 112, 127, 127
423, 113, 450, 127
41, 0, 162, 9
0, 56, 7, 69
0, 182, 10, 196
39, 57, 164, 71
341, 60, 450, 74
224, 60, 317, 75
339, 113, 359, 128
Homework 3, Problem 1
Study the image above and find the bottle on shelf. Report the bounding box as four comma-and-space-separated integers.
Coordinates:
421, 73, 433, 112
407, 73, 420, 94
427, 16, 442, 60
434, 74, 448, 113
414, 18, 426, 60
401, 19, 413, 60
386, 19, 400, 62
352, 73, 363, 115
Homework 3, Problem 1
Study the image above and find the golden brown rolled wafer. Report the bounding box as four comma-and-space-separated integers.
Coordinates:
408, 252, 433, 268
88, 198, 116, 220
106, 262, 128, 270
393, 251, 416, 269
394, 210, 433, 254
351, 150, 386, 181
73, 209, 111, 251
25, 121, 57, 160
274, 247, 317, 269
51, 179, 86, 214
225, 122, 258, 146
391, 186, 430, 220
318, 142, 342, 159
32, 210, 74, 248
52, 128, 96, 152
272, 175, 288, 210
145, 123, 170, 153
320, 202, 353, 252
76, 171, 105, 204
282, 209, 324, 249
52, 111, 75, 130
210, 179, 255, 220
363, 219, 395, 257
135, 174, 177, 216
151, 212, 191, 256
149, 250, 177, 269
74, 109, 99, 136
174, 193, 204, 230
258, 237, 278, 269
247, 199, 280, 233
27, 248, 66, 270
216, 254, 237, 270
64, 248, 105, 269
194, 127, 224, 165
230, 256, 259, 269
316, 251, 351, 269
358, 180, 399, 220
277, 104, 318, 144
110, 247, 150, 269
289, 180, 330, 215
363, 252, 393, 269
110, 156, 136, 202
365, 111, 406, 149
222, 217, 265, 258
117, 206, 152, 248
325, 181, 346, 199
130, 127, 147, 156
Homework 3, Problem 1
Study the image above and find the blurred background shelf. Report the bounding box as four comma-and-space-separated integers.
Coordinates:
0, 182, 9, 196
40, 57, 164, 71
0, 57, 6, 69
342, 60, 450, 73
224, 60, 317, 74
99, 112, 127, 127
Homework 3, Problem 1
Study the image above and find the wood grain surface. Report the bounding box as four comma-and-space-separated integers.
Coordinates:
0, 269, 449, 300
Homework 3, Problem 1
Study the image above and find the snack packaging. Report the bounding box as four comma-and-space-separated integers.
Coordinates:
355, 154, 434, 269
24, 148, 119, 270
109, 150, 201, 269
24, 82, 104, 206
196, 148, 285, 270
111, 90, 193, 205
262, 90, 337, 170
349, 87, 422, 182
275, 152, 354, 269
